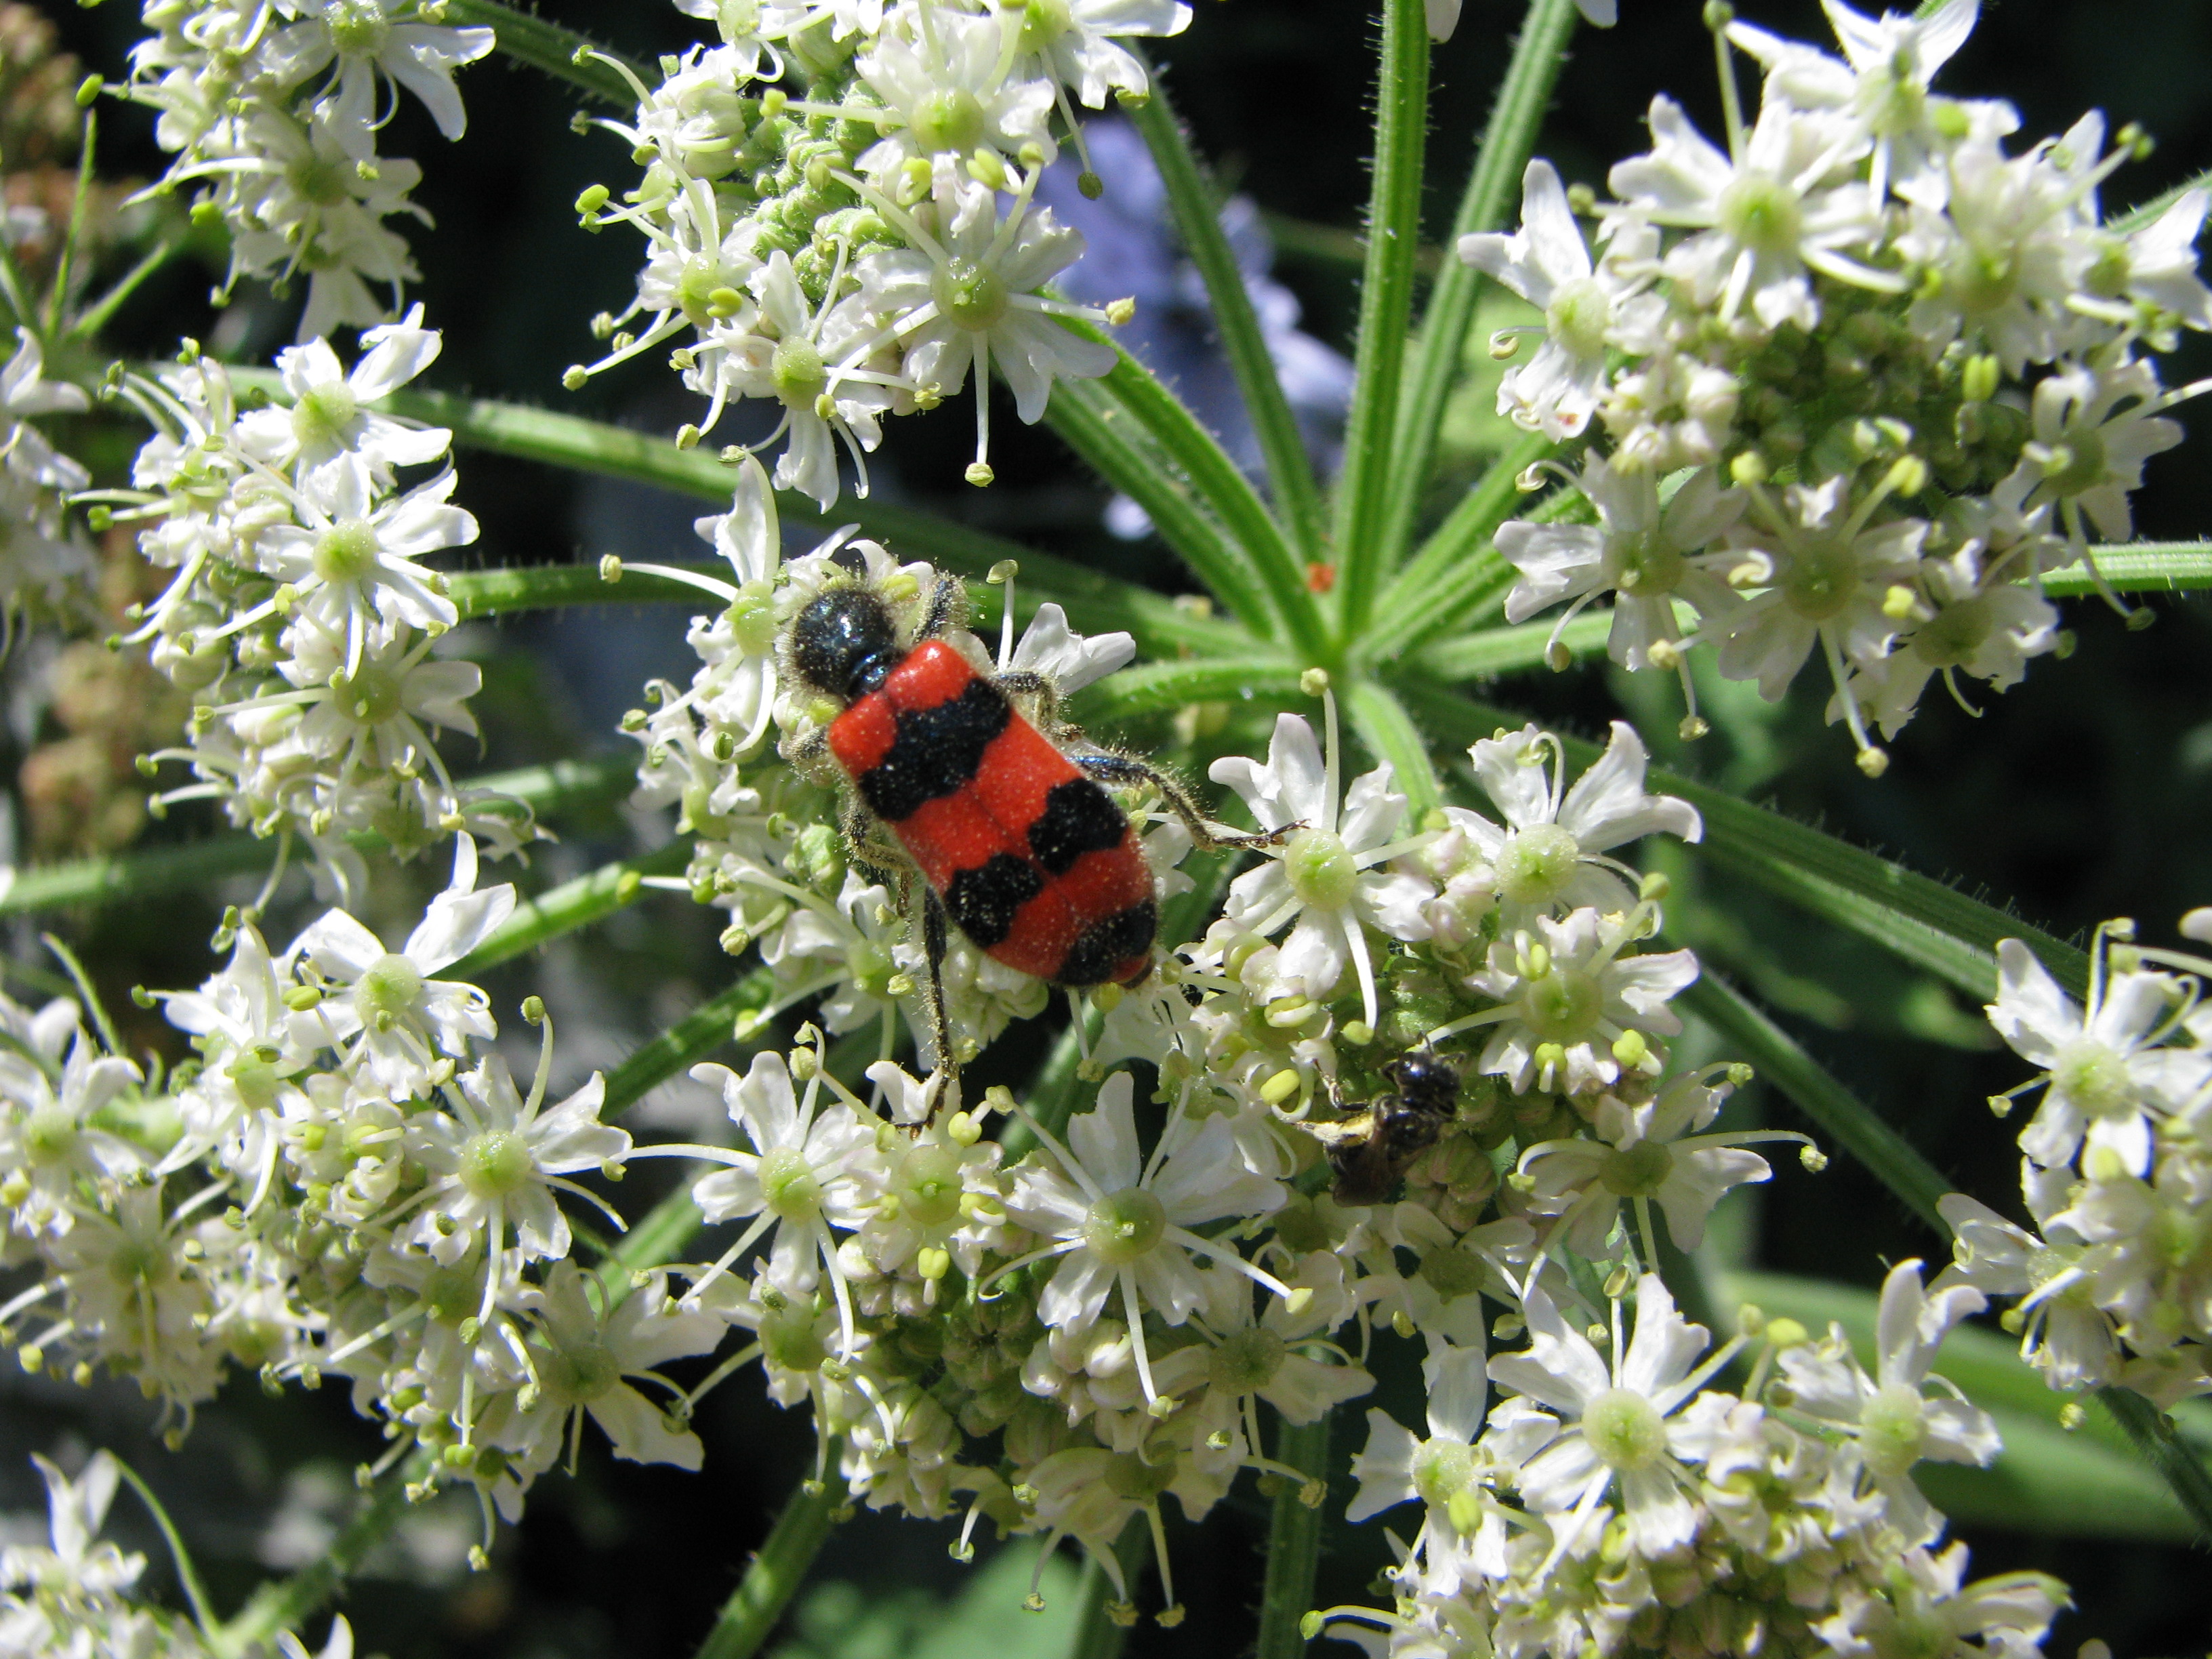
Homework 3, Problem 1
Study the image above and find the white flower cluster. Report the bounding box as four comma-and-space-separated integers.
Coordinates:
98, 311, 529, 901
0, 1448, 351, 1658
0, 839, 682, 1542
1942, 912, 2212, 1407
569, 0, 1190, 501
123, 0, 493, 340
1467, 0, 2211, 774
0, 329, 95, 620
1322, 1264, 2062, 1659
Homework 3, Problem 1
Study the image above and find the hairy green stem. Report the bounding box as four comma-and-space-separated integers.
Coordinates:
111, 1458, 219, 1637
1332, 0, 1433, 641
1412, 605, 1616, 681
2097, 1387, 2212, 1541
451, 842, 692, 979
0, 756, 634, 918
1254, 1411, 1332, 1659
693, 1444, 848, 1659
1374, 0, 1582, 575
442, 0, 642, 106
1126, 65, 1330, 566
1074, 657, 1303, 724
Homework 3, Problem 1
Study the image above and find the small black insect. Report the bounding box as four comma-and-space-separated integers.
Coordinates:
1300, 1052, 1460, 1206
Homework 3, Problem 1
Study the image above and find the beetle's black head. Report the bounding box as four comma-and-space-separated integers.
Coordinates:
789, 586, 901, 705
1387, 1050, 1460, 1118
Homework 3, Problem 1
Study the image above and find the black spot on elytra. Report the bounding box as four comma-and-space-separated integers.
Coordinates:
859, 678, 1010, 821
792, 587, 901, 703
1055, 899, 1157, 987
944, 854, 1044, 948
1027, 777, 1128, 874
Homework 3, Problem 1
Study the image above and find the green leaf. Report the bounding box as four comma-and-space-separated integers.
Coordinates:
1331, 0, 1433, 640
1412, 605, 1614, 682
1126, 65, 1329, 565
1374, 0, 1583, 579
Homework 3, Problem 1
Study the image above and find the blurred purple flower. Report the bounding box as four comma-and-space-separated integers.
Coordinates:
1038, 119, 1352, 538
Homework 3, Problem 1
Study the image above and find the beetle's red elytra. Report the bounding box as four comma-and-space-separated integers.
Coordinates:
825, 636, 1158, 987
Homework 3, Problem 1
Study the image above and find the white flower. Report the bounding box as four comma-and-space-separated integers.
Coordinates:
687, 1050, 876, 1305
289, 836, 514, 1096
278, 1614, 355, 1659
1777, 1258, 2001, 1544
1517, 1070, 1780, 1260
234, 304, 450, 508
1986, 935, 2198, 1176
1487, 1275, 1739, 1561
519, 1262, 724, 1471
1495, 459, 1743, 670
1002, 1071, 1288, 1409
1004, 602, 1135, 693
263, 0, 493, 159
255, 465, 472, 667
1451, 720, 1701, 928
853, 164, 1116, 478
1458, 161, 1658, 439
1017, 0, 1192, 108
1936, 1183, 2121, 1393
1608, 95, 1884, 332
855, 9, 1056, 180
1727, 0, 1989, 202
2008, 356, 2184, 547
1458, 907, 1698, 1095
0, 1032, 146, 1235
1813, 1542, 2065, 1659
402, 1059, 628, 1268
1208, 709, 1435, 1028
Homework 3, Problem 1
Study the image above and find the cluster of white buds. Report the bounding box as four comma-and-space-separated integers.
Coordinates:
121, 0, 493, 340
0, 328, 96, 620
90, 310, 530, 902
567, 0, 1191, 501
1944, 912, 2212, 1407
1468, 0, 2211, 774
1320, 1264, 2062, 1659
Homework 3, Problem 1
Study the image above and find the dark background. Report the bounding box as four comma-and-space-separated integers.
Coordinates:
14, 0, 2212, 1653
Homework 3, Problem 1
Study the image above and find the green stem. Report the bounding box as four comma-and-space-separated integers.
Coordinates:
441, 0, 642, 107
45, 106, 95, 339
0, 756, 635, 918
211, 1452, 432, 1659
597, 1187, 708, 1303
1126, 64, 1330, 565
2041, 544, 2212, 596
693, 1446, 848, 1659
1342, 677, 1441, 817
1368, 428, 1553, 657
449, 560, 729, 619
1254, 1412, 1332, 1659
601, 967, 778, 1115
1374, 0, 1582, 579
1679, 975, 1950, 1231
450, 842, 692, 979
67, 239, 182, 342
1332, 0, 1432, 642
